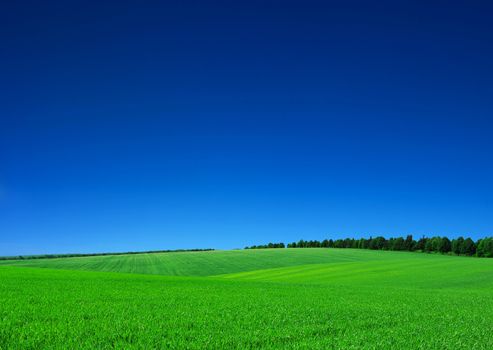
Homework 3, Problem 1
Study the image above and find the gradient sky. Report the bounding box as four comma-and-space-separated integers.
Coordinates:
1, 0, 492, 255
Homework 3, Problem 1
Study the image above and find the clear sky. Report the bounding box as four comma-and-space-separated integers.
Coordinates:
1, 1, 492, 255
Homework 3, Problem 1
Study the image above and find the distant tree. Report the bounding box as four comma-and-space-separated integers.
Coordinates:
477, 237, 493, 257
415, 237, 427, 251
462, 238, 476, 256
374, 236, 388, 250
486, 238, 493, 257
244, 242, 285, 249
404, 235, 415, 251
334, 239, 346, 248
424, 238, 434, 252
239, 235, 493, 259
368, 236, 384, 250
428, 236, 444, 252
387, 238, 395, 250
393, 237, 405, 251
360, 238, 369, 249
439, 237, 452, 253
356, 238, 362, 249
451, 237, 464, 255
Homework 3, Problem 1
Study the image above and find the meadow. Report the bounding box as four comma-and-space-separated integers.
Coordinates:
1, 248, 493, 349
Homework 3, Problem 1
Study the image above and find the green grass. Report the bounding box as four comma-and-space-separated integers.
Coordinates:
0, 248, 403, 276
1, 249, 493, 349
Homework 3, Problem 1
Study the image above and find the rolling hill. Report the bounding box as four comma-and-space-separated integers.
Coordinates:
1, 248, 492, 349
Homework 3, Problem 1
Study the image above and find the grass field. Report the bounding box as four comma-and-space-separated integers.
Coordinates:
1, 249, 493, 349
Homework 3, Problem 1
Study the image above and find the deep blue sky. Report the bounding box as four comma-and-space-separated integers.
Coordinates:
1, 1, 492, 255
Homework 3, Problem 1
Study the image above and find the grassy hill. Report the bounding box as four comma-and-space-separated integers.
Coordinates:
219, 253, 493, 289
0, 248, 404, 276
2, 247, 489, 278
1, 248, 493, 349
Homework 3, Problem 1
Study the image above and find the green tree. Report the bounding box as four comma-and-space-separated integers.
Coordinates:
424, 238, 434, 252
451, 237, 464, 255
439, 237, 451, 253
393, 237, 405, 251
462, 238, 476, 256
477, 238, 493, 257
415, 237, 427, 251
404, 235, 415, 251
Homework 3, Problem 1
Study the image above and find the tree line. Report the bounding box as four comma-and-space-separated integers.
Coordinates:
244, 242, 285, 249
0, 248, 215, 261
246, 236, 493, 258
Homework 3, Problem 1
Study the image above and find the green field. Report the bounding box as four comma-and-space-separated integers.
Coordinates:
1, 249, 493, 349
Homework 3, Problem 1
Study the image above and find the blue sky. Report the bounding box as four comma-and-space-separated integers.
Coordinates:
1, 1, 492, 255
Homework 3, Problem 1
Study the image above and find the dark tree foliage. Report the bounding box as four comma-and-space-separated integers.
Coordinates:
476, 238, 493, 257
393, 237, 405, 251
283, 234, 491, 259
440, 237, 452, 253
462, 238, 477, 256
370, 236, 387, 250
245, 242, 285, 249
404, 235, 415, 251
0, 249, 215, 261
451, 237, 465, 255
415, 237, 428, 251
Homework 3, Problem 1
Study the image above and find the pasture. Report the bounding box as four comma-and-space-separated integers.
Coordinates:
1, 248, 492, 349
